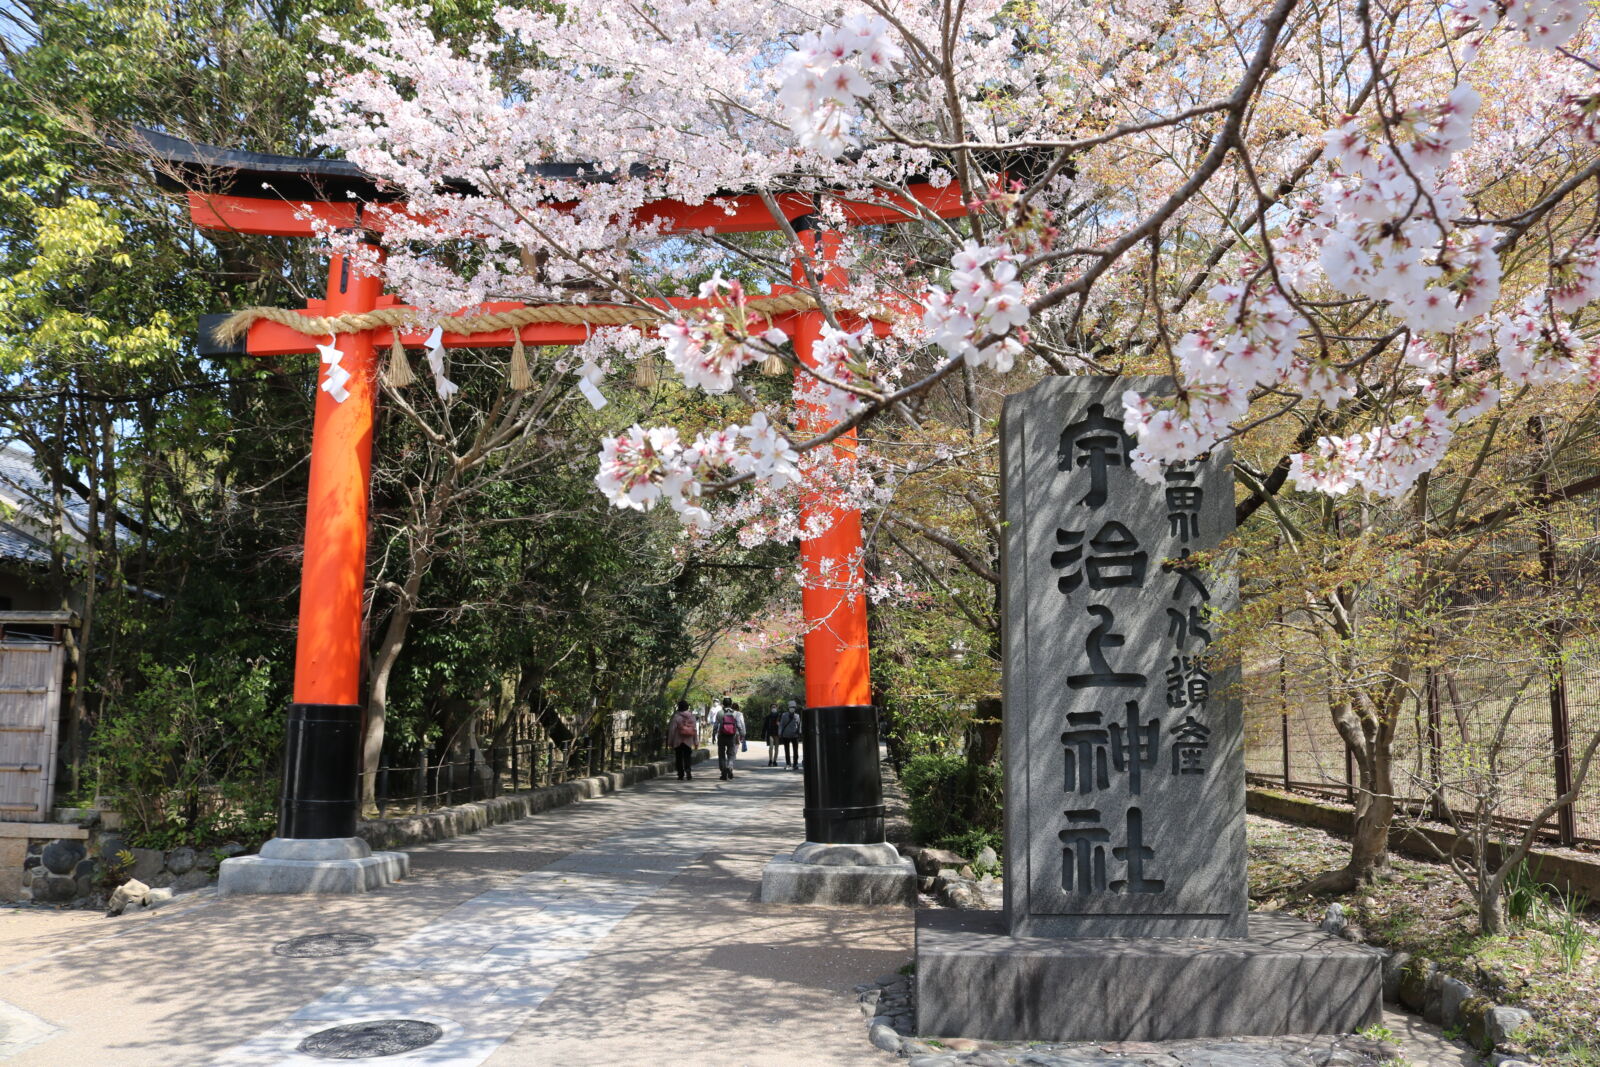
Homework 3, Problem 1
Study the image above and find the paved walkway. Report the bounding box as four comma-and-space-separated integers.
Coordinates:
0, 745, 1484, 1067
0, 744, 906, 1066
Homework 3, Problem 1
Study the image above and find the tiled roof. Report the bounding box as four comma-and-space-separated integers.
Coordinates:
0, 445, 43, 498
0, 522, 50, 566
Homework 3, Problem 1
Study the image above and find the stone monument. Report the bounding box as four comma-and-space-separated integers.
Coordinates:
915, 377, 1381, 1041
1003, 375, 1244, 938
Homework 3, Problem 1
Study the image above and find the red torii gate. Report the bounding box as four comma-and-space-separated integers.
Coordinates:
140, 129, 969, 874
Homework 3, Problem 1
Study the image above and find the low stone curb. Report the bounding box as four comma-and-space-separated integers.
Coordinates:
898, 845, 1003, 910
1309, 903, 1537, 1059
1384, 946, 1534, 1058
355, 749, 709, 852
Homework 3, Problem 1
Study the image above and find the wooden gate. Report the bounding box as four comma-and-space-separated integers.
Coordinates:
0, 613, 68, 822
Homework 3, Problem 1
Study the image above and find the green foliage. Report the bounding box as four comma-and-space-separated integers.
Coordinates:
1507, 860, 1546, 925
900, 751, 1003, 848
1550, 887, 1592, 974
875, 609, 999, 760
941, 827, 1003, 871
741, 669, 802, 713
0, 0, 786, 828
1504, 860, 1594, 973
100, 848, 135, 890
88, 655, 281, 849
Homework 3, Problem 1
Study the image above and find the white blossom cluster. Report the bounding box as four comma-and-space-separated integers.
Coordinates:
799, 323, 872, 422
593, 413, 799, 528
922, 240, 1031, 373
306, 0, 1600, 531
777, 14, 905, 156
1312, 89, 1500, 331
1121, 273, 1315, 479
1459, 0, 1590, 47
1128, 64, 1593, 500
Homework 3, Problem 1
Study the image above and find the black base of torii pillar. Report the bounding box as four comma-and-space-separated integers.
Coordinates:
217, 705, 408, 896
801, 704, 886, 843
279, 703, 363, 838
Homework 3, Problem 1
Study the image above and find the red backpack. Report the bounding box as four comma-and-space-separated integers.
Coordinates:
675, 715, 697, 743
718, 713, 739, 740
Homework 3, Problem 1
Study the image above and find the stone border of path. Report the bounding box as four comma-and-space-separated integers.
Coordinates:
355, 749, 710, 852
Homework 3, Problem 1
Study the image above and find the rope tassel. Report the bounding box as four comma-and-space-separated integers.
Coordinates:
761, 352, 787, 376
384, 335, 417, 388
508, 335, 533, 391
633, 357, 659, 389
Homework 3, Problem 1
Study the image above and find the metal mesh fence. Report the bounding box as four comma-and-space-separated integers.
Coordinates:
1563, 648, 1600, 840
1243, 643, 1600, 846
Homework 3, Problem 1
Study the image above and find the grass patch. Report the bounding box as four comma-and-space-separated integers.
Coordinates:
1247, 814, 1600, 1065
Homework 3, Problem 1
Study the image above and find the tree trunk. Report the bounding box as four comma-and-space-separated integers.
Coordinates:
361, 565, 425, 812
1478, 875, 1506, 936
1346, 742, 1395, 882
1301, 732, 1394, 893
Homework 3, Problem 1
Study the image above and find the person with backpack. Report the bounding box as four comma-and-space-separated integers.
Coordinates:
714, 701, 745, 779
778, 701, 803, 769
762, 703, 782, 766
669, 700, 699, 781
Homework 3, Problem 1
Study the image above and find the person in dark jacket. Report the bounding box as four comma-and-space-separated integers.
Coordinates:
713, 701, 745, 779
668, 700, 699, 780
778, 701, 802, 769
762, 704, 782, 765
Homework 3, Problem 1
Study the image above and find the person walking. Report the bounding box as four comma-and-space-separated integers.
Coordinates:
778, 700, 802, 769
714, 701, 745, 779
762, 703, 782, 766
669, 700, 699, 781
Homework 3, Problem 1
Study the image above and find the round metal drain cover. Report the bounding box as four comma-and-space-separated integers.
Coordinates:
298, 1019, 443, 1059
272, 932, 378, 958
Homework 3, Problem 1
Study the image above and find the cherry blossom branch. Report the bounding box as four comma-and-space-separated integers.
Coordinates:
1026, 0, 1302, 326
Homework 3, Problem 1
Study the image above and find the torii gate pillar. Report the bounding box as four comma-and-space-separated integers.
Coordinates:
791, 224, 883, 846
760, 224, 916, 905
217, 245, 409, 896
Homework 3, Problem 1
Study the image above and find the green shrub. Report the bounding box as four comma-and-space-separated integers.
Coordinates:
89, 655, 281, 850
901, 752, 1002, 849
939, 827, 1003, 871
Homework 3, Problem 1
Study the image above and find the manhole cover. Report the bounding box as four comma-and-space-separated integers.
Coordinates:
272, 932, 378, 958
298, 1020, 443, 1059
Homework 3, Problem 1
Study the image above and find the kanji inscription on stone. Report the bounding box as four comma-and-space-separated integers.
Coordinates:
1001, 376, 1246, 938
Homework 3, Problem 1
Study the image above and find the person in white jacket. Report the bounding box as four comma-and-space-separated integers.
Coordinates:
712, 701, 745, 779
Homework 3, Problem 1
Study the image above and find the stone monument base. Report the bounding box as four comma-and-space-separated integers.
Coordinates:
217, 837, 408, 897
759, 841, 917, 906
916, 909, 1382, 1042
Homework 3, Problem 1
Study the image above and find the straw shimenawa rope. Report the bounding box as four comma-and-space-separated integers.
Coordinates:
213, 291, 822, 345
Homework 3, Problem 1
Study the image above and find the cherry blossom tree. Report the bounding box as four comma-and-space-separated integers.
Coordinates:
304, 0, 1600, 879
305, 0, 1600, 531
